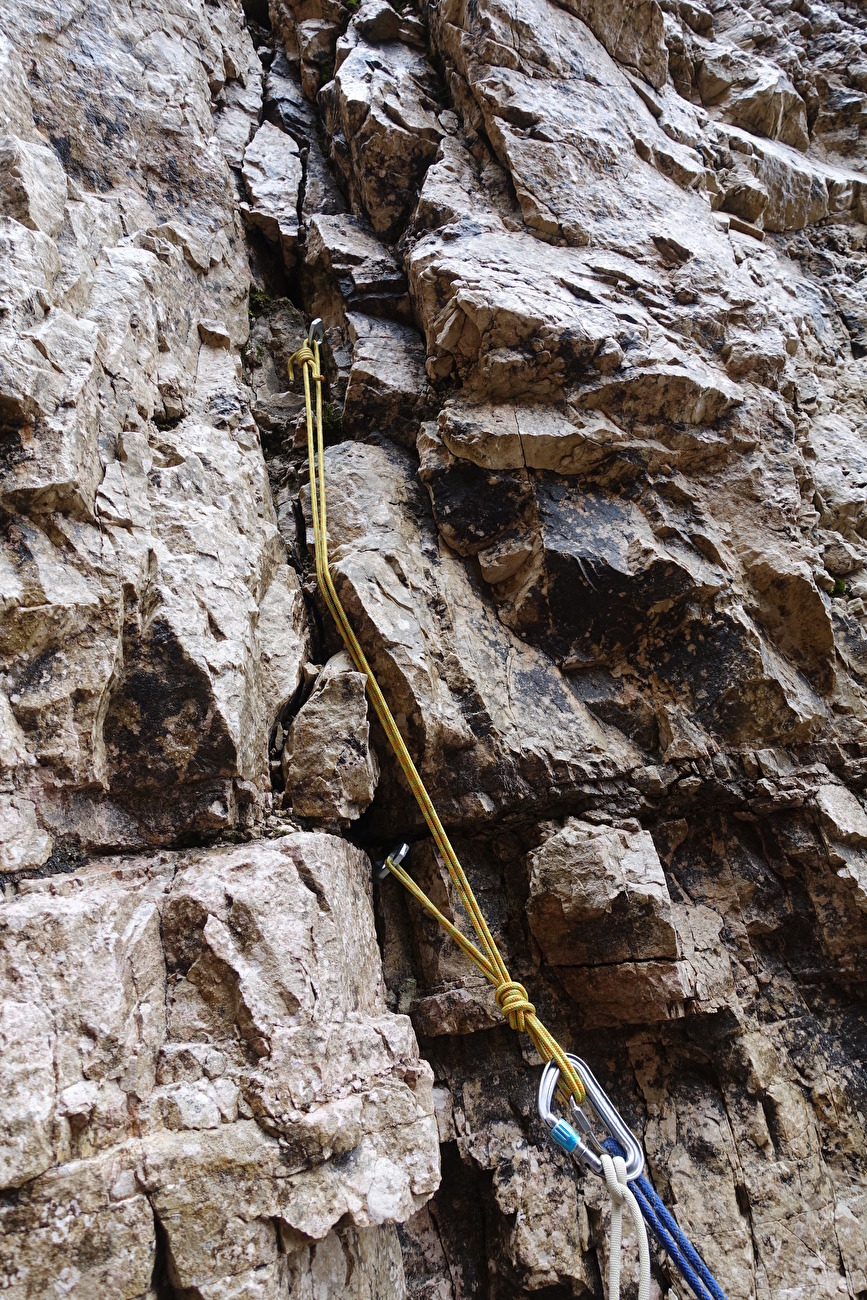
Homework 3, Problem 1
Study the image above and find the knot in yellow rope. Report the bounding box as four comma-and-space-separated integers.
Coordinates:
495, 980, 535, 1032
287, 340, 316, 382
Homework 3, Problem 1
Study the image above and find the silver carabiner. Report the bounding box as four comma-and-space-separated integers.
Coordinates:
538, 1053, 644, 1181
308, 317, 325, 347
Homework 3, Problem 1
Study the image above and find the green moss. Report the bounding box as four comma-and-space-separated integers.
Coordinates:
322, 401, 343, 442
248, 288, 274, 318
833, 577, 848, 597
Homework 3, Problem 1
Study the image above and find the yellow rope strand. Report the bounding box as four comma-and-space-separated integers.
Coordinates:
291, 337, 586, 1106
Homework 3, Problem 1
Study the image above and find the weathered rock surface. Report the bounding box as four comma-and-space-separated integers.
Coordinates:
282, 651, 380, 823
0, 0, 309, 863
321, 24, 444, 239
343, 314, 433, 445
241, 121, 304, 268
0, 835, 439, 1295
302, 439, 635, 831
3, 0, 867, 1294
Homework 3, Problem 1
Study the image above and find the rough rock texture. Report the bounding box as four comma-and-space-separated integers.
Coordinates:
282, 650, 380, 823
3, 0, 867, 1295
0, 836, 438, 1296
0, 0, 310, 860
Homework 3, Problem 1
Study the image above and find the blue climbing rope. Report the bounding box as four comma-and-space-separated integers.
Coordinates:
603, 1138, 730, 1300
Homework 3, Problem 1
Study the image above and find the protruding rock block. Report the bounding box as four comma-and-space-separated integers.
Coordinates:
320, 31, 443, 238
241, 121, 304, 269
282, 652, 380, 824
342, 313, 432, 444
306, 213, 412, 325
527, 818, 679, 967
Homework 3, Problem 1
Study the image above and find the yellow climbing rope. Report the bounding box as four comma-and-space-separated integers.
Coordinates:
290, 332, 586, 1107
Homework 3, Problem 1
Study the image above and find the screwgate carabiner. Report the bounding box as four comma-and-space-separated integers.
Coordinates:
538, 1053, 644, 1180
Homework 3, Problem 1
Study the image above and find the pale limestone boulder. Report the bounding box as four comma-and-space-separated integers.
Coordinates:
0, 135, 67, 237
0, 836, 439, 1295
282, 651, 380, 823
0, 998, 55, 1189
0, 793, 53, 873
525, 822, 734, 1025
320, 32, 444, 238
212, 29, 263, 170
672, 903, 734, 1010
697, 47, 809, 151
258, 562, 311, 718
305, 212, 412, 327
241, 121, 304, 268
342, 312, 432, 444
577, 358, 743, 426
264, 52, 348, 220
425, 0, 707, 255
244, 295, 308, 441
298, 19, 342, 99
714, 121, 865, 234
350, 0, 426, 47
282, 1224, 409, 1299
527, 818, 679, 967
409, 222, 628, 394
815, 783, 867, 844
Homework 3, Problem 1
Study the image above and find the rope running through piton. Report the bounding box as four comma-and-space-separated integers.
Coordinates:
291, 335, 587, 1108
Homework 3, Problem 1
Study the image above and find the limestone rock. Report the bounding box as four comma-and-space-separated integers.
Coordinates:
264, 52, 348, 220
342, 313, 432, 444
305, 213, 412, 327
0, 836, 439, 1294
282, 651, 380, 823
321, 31, 444, 238
527, 818, 679, 968
5, 0, 867, 1294
302, 440, 636, 830
697, 47, 810, 151
0, 0, 310, 861
526, 818, 698, 1025
244, 295, 308, 440
0, 135, 67, 237
241, 121, 304, 268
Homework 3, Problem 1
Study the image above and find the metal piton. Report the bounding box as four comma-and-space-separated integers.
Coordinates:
375, 841, 410, 882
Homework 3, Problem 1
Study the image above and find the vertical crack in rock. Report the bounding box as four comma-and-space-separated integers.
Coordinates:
1, 0, 867, 1294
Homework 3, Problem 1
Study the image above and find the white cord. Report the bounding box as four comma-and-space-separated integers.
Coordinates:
601, 1152, 651, 1300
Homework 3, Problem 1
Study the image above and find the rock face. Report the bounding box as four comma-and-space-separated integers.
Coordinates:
2, 0, 867, 1295
0, 837, 438, 1296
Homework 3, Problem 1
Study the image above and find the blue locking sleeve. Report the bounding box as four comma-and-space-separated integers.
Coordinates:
550, 1120, 580, 1154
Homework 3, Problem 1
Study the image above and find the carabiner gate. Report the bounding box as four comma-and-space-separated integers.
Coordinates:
538, 1053, 644, 1181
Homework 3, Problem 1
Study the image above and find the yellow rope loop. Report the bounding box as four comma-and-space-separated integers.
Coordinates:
287, 340, 316, 382
495, 980, 535, 1033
